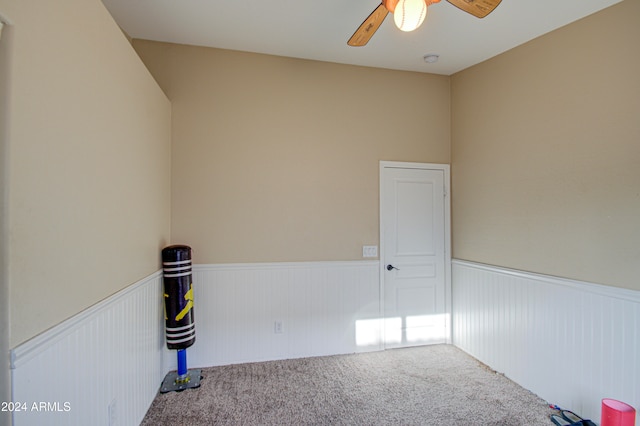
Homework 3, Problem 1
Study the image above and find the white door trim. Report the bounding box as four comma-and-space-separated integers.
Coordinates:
379, 161, 452, 344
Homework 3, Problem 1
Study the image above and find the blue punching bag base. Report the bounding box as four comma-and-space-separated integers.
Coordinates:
159, 369, 202, 393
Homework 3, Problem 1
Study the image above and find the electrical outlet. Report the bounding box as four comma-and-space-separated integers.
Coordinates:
362, 245, 378, 258
108, 399, 117, 425
274, 320, 283, 334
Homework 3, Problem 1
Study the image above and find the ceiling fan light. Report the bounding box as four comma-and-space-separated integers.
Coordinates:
393, 0, 427, 32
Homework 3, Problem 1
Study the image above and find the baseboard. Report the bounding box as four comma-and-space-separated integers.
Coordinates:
10, 271, 165, 426
452, 259, 640, 424
164, 260, 382, 371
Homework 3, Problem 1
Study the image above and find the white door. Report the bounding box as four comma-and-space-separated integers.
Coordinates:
380, 163, 449, 349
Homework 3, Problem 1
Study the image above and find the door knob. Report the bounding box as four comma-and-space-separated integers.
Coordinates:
386, 264, 399, 271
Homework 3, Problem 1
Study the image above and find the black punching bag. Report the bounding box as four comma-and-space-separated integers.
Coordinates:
161, 245, 196, 350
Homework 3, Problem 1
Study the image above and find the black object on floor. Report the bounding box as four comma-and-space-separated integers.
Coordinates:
160, 369, 203, 393
550, 409, 597, 426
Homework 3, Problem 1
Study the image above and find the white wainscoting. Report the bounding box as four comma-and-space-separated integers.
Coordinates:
452, 259, 640, 424
9, 261, 381, 425
10, 271, 166, 426
164, 261, 381, 372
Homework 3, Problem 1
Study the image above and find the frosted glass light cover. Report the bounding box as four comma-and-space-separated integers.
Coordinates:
394, 0, 427, 32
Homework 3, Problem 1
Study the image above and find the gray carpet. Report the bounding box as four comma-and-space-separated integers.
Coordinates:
142, 345, 554, 425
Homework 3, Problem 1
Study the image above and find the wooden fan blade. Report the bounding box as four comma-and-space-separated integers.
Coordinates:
347, 4, 389, 47
446, 0, 501, 18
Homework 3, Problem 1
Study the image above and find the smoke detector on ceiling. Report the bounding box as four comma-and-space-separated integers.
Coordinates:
423, 54, 439, 63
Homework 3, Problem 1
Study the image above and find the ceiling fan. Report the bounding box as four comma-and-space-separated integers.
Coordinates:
348, 0, 502, 46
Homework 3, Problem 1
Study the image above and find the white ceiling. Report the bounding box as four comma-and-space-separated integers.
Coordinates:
101, 0, 622, 75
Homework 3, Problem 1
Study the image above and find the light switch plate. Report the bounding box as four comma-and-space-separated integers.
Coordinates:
362, 245, 378, 258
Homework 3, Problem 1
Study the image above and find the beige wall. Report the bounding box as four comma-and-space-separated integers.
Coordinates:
451, 0, 640, 290
133, 40, 451, 264
0, 0, 172, 347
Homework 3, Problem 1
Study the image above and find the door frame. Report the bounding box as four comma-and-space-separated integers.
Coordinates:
379, 161, 452, 345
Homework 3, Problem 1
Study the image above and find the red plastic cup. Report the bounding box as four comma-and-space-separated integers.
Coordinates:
601, 398, 636, 426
